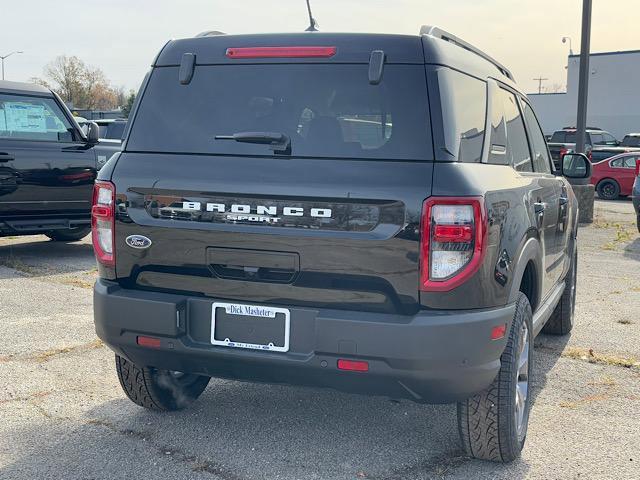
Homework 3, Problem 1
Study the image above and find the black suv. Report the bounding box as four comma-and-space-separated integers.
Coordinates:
0, 80, 100, 241
93, 27, 589, 462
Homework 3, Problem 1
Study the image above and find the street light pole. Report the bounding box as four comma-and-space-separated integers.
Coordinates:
0, 51, 24, 81
562, 36, 573, 56
575, 0, 592, 154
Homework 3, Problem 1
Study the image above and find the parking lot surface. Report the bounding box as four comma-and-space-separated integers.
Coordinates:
1, 199, 638, 480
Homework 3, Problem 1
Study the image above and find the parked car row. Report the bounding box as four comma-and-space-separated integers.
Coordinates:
548, 127, 640, 167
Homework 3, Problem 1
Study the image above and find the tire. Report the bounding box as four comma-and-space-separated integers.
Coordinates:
115, 355, 210, 411
45, 226, 91, 242
596, 180, 620, 200
543, 245, 577, 335
457, 292, 533, 463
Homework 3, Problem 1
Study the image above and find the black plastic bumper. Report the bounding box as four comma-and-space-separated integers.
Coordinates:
94, 279, 516, 403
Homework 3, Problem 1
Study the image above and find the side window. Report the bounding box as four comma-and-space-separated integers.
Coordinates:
623, 156, 637, 168
488, 87, 532, 172
610, 158, 624, 167
0, 94, 75, 142
438, 69, 487, 163
603, 133, 617, 145
590, 133, 604, 145
521, 101, 552, 174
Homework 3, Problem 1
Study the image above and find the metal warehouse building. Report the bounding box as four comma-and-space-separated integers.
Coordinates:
528, 49, 640, 139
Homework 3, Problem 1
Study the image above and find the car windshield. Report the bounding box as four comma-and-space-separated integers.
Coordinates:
127, 64, 433, 160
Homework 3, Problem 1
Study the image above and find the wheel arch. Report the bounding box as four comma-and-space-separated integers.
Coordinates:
508, 235, 543, 313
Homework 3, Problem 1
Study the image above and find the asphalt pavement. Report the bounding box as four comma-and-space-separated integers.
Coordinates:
0, 199, 638, 480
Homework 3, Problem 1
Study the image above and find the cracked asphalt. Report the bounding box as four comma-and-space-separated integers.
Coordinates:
0, 199, 638, 480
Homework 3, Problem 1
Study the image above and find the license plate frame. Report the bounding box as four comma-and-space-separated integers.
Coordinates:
210, 302, 290, 353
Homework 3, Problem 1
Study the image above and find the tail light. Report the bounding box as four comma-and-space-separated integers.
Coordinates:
635, 159, 640, 177
587, 150, 593, 161
92, 181, 115, 265
559, 147, 568, 159
420, 197, 487, 292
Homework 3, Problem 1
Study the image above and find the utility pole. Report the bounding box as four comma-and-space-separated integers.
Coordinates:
533, 76, 549, 94
575, 0, 592, 154
0, 51, 24, 80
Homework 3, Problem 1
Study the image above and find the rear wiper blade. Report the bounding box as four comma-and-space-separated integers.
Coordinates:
215, 131, 291, 154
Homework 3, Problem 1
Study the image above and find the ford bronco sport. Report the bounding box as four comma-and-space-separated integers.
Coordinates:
93, 27, 590, 462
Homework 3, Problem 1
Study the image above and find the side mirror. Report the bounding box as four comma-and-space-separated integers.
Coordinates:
561, 153, 591, 184
86, 121, 100, 144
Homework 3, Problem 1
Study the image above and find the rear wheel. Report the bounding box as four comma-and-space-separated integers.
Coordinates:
115, 355, 210, 411
543, 245, 577, 335
457, 293, 533, 463
597, 180, 620, 200
45, 226, 91, 242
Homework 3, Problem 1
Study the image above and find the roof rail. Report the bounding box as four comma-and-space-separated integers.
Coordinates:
419, 25, 514, 81
195, 30, 226, 37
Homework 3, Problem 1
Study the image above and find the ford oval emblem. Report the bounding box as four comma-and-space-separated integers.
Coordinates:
125, 235, 152, 249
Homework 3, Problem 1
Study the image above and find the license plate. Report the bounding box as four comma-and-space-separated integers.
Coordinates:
211, 302, 290, 352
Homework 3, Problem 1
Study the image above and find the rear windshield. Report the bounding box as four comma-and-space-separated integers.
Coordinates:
127, 64, 432, 160
622, 136, 640, 147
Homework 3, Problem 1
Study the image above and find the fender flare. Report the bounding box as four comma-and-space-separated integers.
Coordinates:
507, 235, 543, 308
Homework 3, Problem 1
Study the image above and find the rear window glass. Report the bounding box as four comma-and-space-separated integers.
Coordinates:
128, 64, 432, 160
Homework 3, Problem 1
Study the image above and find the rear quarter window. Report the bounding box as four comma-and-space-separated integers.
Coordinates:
436, 69, 487, 163
127, 64, 433, 161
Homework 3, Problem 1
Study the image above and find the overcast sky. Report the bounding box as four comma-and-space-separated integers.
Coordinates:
1, 0, 638, 94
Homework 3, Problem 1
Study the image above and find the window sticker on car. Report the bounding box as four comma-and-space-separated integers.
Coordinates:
4, 103, 47, 133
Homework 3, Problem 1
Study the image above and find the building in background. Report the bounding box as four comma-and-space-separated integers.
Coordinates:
529, 50, 640, 139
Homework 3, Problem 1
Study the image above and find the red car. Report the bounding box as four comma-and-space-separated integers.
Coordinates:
591, 152, 640, 200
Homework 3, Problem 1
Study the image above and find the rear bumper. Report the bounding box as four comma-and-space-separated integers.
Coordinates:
0, 216, 89, 235
94, 279, 515, 403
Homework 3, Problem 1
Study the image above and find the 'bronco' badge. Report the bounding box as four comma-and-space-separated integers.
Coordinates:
125, 235, 152, 249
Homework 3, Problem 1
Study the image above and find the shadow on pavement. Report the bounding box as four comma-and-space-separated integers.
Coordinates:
1, 336, 571, 480
0, 235, 95, 275
623, 237, 640, 261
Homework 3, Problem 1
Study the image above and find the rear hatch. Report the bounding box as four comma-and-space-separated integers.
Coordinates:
111, 35, 434, 315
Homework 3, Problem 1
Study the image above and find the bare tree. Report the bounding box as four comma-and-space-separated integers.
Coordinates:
32, 55, 120, 110
544, 83, 566, 94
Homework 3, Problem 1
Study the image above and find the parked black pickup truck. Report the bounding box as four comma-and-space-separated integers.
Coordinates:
92, 27, 590, 462
0, 80, 100, 241
548, 127, 640, 166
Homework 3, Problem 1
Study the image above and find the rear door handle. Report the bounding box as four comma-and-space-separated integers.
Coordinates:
534, 202, 547, 214
0, 153, 14, 162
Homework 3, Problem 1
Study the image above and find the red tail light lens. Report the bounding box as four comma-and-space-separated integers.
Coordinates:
635, 159, 640, 177
420, 197, 487, 292
226, 46, 337, 59
91, 181, 115, 266
337, 359, 369, 372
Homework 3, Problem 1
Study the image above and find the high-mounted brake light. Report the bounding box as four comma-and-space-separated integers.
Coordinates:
225, 46, 337, 59
91, 181, 115, 266
420, 197, 487, 292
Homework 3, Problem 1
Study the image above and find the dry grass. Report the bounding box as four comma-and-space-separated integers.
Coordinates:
601, 223, 637, 250
562, 347, 639, 369
33, 339, 104, 363
58, 277, 94, 289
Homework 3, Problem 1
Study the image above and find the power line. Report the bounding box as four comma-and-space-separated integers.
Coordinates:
533, 76, 549, 94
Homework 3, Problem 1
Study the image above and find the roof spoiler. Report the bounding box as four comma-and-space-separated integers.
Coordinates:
420, 25, 514, 81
